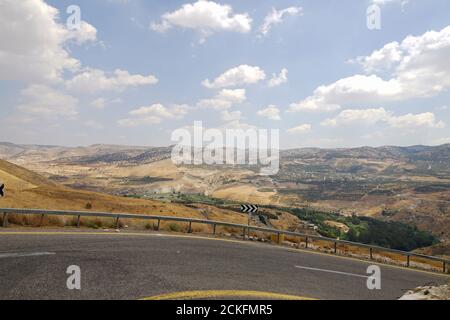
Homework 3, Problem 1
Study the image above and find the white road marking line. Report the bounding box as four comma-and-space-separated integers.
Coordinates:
295, 265, 369, 278
0, 252, 56, 259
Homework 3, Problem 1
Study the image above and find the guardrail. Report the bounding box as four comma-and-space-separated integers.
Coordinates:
1, 208, 448, 274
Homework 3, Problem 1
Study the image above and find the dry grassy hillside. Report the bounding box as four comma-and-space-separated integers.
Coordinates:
0, 159, 247, 224
0, 159, 303, 232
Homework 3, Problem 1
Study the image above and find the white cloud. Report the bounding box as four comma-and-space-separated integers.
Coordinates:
151, 0, 252, 41
268, 68, 288, 87
89, 97, 122, 109
129, 104, 186, 118
117, 117, 161, 128
202, 65, 266, 89
320, 108, 390, 127
0, 0, 97, 82
66, 68, 158, 93
118, 104, 189, 127
259, 6, 303, 37
290, 26, 450, 112
287, 124, 312, 134
257, 105, 281, 121
288, 75, 400, 112
387, 112, 445, 129
197, 88, 247, 110
289, 97, 341, 113
352, 42, 403, 73
216, 89, 246, 103
197, 98, 232, 110
321, 108, 445, 129
17, 85, 78, 119
221, 110, 242, 122
67, 21, 98, 45
219, 120, 256, 131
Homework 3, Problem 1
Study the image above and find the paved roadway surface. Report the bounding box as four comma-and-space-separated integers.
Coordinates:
0, 230, 448, 300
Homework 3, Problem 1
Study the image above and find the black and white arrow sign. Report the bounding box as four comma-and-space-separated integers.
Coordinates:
240, 204, 258, 213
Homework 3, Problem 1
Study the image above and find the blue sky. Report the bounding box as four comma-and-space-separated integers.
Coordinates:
0, 0, 449, 148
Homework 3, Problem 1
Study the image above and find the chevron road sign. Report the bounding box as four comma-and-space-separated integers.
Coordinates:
240, 204, 258, 213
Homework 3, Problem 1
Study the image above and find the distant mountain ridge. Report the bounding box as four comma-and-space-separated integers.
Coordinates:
1, 142, 449, 164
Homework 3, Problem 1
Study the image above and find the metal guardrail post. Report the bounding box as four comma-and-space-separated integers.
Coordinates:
305, 236, 308, 249
213, 223, 216, 235
242, 227, 246, 240
39, 214, 45, 227
444, 261, 447, 274
2, 212, 7, 227
334, 242, 337, 254
188, 221, 192, 233
76, 215, 81, 228
157, 219, 160, 231
115, 216, 120, 229
407, 255, 410, 268
370, 247, 373, 260
277, 233, 280, 244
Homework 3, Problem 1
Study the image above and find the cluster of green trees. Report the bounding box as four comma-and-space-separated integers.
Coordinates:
288, 207, 437, 251
344, 217, 437, 251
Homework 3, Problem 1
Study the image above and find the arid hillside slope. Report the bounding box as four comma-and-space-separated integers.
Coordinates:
0, 159, 304, 232
0, 159, 245, 224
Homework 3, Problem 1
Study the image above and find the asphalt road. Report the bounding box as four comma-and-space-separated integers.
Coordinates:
0, 230, 448, 300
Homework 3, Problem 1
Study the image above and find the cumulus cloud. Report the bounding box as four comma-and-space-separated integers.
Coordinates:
17, 85, 78, 119
352, 42, 402, 73
66, 68, 158, 93
89, 97, 122, 109
67, 21, 98, 45
202, 65, 266, 89
197, 98, 232, 110
151, 0, 252, 41
290, 26, 450, 112
197, 88, 247, 110
118, 104, 189, 127
320, 108, 445, 129
259, 6, 303, 37
0, 0, 97, 82
287, 124, 312, 134
216, 89, 247, 103
221, 110, 242, 122
257, 105, 281, 121
387, 112, 445, 129
268, 68, 288, 87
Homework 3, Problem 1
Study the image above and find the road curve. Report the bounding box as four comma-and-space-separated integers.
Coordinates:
0, 230, 447, 300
